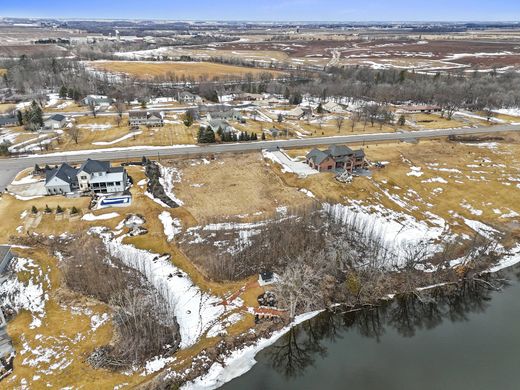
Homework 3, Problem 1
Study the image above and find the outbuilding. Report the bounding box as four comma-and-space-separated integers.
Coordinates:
44, 114, 66, 129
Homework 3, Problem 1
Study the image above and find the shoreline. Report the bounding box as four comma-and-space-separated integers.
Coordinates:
182, 251, 520, 389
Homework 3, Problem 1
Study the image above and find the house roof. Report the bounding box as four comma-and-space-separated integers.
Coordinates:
46, 163, 78, 186
327, 145, 354, 157
78, 159, 110, 174
0, 116, 17, 125
0, 246, 10, 263
129, 110, 147, 118
306, 148, 330, 165
129, 110, 163, 119
47, 114, 65, 122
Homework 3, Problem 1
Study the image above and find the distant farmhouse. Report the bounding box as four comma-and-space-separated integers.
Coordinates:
45, 159, 127, 195
43, 114, 66, 129
0, 115, 18, 127
397, 104, 441, 114
306, 145, 367, 172
203, 119, 235, 135
82, 95, 114, 107
177, 91, 202, 104
285, 106, 313, 120
322, 101, 346, 114
129, 110, 164, 127
206, 108, 245, 123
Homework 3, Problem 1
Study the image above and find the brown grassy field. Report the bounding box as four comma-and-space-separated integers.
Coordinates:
0, 68, 6, 77
172, 153, 314, 223
88, 60, 284, 80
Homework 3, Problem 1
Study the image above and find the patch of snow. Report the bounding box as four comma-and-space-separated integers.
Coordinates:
92, 131, 142, 146
159, 211, 182, 242
81, 212, 120, 221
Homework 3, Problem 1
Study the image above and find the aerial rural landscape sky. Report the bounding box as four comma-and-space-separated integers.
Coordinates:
3, 0, 520, 21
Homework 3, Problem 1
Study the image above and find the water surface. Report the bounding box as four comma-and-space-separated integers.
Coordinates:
223, 266, 520, 390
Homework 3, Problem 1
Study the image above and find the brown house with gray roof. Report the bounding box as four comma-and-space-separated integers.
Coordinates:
306, 145, 367, 172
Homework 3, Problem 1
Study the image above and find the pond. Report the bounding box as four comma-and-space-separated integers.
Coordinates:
223, 265, 520, 390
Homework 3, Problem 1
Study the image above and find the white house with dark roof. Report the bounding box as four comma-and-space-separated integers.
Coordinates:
77, 159, 127, 194
45, 159, 127, 195
128, 110, 164, 127
44, 114, 66, 129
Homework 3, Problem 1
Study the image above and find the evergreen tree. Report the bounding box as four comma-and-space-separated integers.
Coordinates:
17, 110, 23, 126
56, 205, 64, 214
59, 86, 68, 99
197, 127, 205, 143
277, 113, 284, 123
71, 206, 79, 215
205, 128, 216, 143
31, 205, 38, 214
316, 102, 323, 114
398, 114, 406, 126
182, 109, 195, 127
261, 132, 266, 141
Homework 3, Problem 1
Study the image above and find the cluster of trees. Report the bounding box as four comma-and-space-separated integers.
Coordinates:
197, 127, 260, 143
181, 205, 501, 320
21, 101, 43, 131
56, 234, 181, 369
197, 127, 216, 144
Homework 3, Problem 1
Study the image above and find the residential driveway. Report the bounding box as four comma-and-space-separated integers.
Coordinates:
7, 181, 47, 199
265, 150, 318, 177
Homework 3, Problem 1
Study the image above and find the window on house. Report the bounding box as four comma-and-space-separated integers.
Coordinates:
81, 176, 87, 180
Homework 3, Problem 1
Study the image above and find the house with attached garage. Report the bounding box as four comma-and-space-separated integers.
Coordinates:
43, 114, 66, 129
322, 101, 346, 114
306, 145, 367, 172
177, 91, 203, 104
128, 110, 164, 127
82, 95, 114, 107
45, 159, 127, 195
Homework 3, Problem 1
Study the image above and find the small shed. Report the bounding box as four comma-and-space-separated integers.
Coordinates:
259, 271, 278, 286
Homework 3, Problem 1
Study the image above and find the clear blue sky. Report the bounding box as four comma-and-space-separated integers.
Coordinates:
2, 0, 520, 22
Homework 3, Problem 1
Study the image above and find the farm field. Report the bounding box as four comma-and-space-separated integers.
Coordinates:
87, 60, 285, 80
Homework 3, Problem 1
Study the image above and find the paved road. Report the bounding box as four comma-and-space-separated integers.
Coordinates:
1, 124, 519, 191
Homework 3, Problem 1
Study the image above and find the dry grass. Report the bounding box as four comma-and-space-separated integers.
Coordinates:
1, 247, 147, 389
88, 61, 284, 80
50, 115, 197, 152
276, 134, 520, 237
0, 68, 6, 76
172, 153, 314, 223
